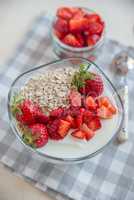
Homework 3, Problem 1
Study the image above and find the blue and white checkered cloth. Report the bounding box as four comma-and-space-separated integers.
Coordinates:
0, 13, 134, 200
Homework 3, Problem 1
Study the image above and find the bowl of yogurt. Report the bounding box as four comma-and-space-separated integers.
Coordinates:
8, 57, 124, 164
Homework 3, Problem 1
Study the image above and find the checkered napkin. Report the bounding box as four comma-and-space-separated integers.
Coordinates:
0, 13, 134, 200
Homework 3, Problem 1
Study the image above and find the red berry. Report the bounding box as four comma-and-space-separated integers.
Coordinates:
69, 18, 89, 32
86, 34, 100, 46
54, 18, 69, 34
58, 119, 71, 138
87, 117, 101, 131
29, 124, 48, 148
79, 73, 104, 97
85, 96, 98, 110
85, 14, 101, 23
83, 110, 95, 124
56, 7, 73, 20
71, 130, 85, 140
62, 34, 82, 47
47, 119, 62, 140
75, 33, 85, 46
80, 123, 95, 140
50, 107, 64, 118
69, 89, 82, 107
88, 22, 103, 35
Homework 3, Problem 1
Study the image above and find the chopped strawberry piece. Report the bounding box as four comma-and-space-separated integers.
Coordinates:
97, 105, 113, 119
88, 22, 103, 35
71, 130, 85, 139
87, 117, 101, 131
69, 18, 89, 32
47, 119, 62, 140
80, 123, 95, 140
83, 110, 95, 124
65, 115, 76, 128
35, 112, 49, 124
66, 106, 80, 117
75, 33, 85, 46
56, 7, 73, 20
62, 34, 82, 47
54, 30, 64, 40
75, 113, 83, 128
86, 34, 100, 46
58, 119, 71, 138
72, 8, 85, 19
54, 18, 69, 34
69, 89, 82, 107
85, 96, 97, 110
97, 96, 117, 114
50, 107, 64, 118
85, 14, 101, 23
69, 7, 83, 15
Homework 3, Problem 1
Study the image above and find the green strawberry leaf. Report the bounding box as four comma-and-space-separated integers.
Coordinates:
11, 93, 24, 117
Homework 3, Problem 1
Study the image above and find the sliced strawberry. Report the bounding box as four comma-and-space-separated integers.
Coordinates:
85, 14, 101, 23
83, 110, 95, 124
87, 117, 101, 131
97, 105, 113, 119
69, 89, 82, 107
75, 33, 85, 46
71, 130, 85, 139
50, 107, 64, 118
54, 29, 64, 40
85, 96, 97, 110
65, 115, 76, 128
75, 113, 83, 128
72, 8, 85, 19
54, 18, 69, 34
86, 34, 100, 46
69, 18, 89, 32
80, 123, 95, 140
97, 96, 117, 114
69, 7, 83, 15
56, 7, 73, 20
62, 34, 82, 47
47, 119, 62, 140
88, 22, 103, 35
58, 119, 71, 138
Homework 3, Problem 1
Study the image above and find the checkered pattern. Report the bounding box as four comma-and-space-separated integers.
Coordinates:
0, 13, 134, 200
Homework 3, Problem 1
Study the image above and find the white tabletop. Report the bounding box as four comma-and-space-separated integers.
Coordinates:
0, 0, 134, 199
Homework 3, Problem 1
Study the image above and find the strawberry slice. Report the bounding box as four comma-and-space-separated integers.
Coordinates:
75, 33, 85, 46
69, 18, 89, 32
85, 14, 101, 23
80, 123, 95, 140
69, 89, 82, 107
86, 34, 100, 46
50, 107, 64, 118
87, 117, 101, 131
65, 115, 76, 128
97, 105, 113, 119
88, 22, 103, 35
58, 119, 71, 138
97, 96, 117, 114
62, 34, 82, 47
57, 7, 73, 20
85, 96, 97, 110
72, 8, 85, 19
54, 18, 69, 34
75, 113, 83, 128
54, 30, 64, 40
83, 110, 95, 124
71, 130, 85, 139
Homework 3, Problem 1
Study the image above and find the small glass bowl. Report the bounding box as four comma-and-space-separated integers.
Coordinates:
8, 57, 124, 164
51, 8, 105, 60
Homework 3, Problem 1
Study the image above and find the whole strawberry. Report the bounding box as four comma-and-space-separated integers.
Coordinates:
71, 64, 104, 97
79, 74, 104, 97
22, 124, 48, 148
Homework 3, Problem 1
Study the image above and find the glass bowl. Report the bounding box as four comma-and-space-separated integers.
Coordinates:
51, 8, 105, 60
8, 57, 124, 164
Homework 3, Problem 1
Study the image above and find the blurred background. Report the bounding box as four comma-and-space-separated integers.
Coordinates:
0, 0, 134, 66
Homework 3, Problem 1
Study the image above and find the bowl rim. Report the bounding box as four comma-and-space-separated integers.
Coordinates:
8, 57, 124, 164
51, 7, 106, 53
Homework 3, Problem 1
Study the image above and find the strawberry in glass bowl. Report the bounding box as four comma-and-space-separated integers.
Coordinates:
51, 7, 105, 60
